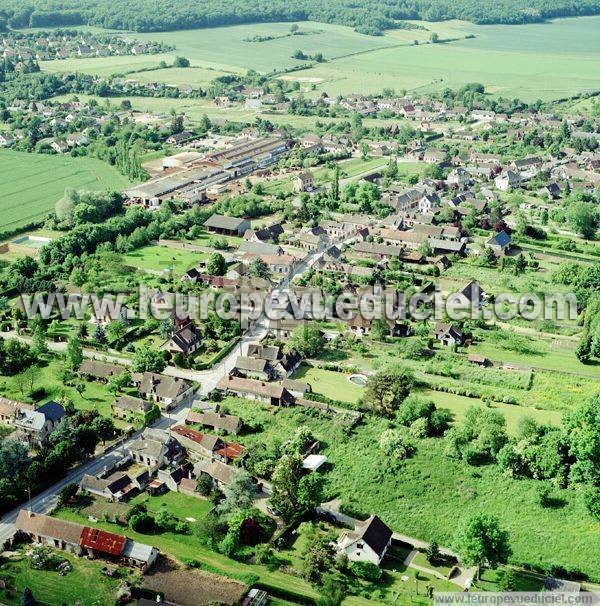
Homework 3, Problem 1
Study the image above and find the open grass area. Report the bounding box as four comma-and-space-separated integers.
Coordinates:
289, 17, 600, 100
121, 244, 205, 275
0, 548, 124, 606
419, 389, 563, 434
205, 397, 600, 581
41, 53, 176, 77
133, 22, 396, 73
295, 364, 364, 404
0, 357, 117, 418
0, 150, 132, 231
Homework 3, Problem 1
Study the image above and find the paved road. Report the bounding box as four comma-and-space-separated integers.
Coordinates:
0, 393, 193, 544
0, 229, 358, 545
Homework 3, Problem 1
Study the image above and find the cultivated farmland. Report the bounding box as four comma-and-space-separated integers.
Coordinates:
0, 150, 132, 231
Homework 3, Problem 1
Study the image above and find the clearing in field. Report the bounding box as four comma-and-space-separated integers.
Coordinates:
0, 150, 132, 231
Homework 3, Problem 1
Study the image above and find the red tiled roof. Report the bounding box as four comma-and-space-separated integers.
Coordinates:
80, 527, 126, 556
172, 425, 204, 444
215, 442, 245, 461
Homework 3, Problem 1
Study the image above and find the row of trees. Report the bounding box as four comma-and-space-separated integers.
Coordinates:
3, 0, 600, 34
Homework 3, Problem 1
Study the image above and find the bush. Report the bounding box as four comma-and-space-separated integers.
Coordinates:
350, 561, 382, 581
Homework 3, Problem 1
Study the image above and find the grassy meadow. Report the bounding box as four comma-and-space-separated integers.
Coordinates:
216, 397, 600, 582
0, 150, 132, 231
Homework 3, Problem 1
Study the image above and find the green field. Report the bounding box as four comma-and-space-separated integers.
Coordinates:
133, 22, 397, 73
0, 549, 123, 606
214, 397, 600, 581
288, 17, 600, 100
0, 150, 132, 231
121, 244, 206, 274
41, 52, 176, 77
32, 17, 600, 101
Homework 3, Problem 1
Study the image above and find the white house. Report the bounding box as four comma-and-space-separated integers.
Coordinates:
336, 515, 393, 566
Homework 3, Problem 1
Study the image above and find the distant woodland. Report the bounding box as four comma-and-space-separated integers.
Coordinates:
1, 0, 600, 35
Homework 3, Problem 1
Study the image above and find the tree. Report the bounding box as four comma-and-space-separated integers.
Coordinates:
92, 323, 107, 345
317, 575, 345, 606
249, 257, 270, 278
58, 482, 78, 506
196, 474, 213, 496
206, 252, 226, 276
106, 319, 127, 343
217, 469, 256, 516
290, 325, 325, 358
583, 486, 600, 520
363, 366, 414, 416
173, 56, 190, 67
566, 201, 598, 239
430, 32, 440, 43
269, 454, 303, 521
31, 327, 48, 357
454, 513, 511, 577
65, 337, 83, 370
20, 587, 36, 606
303, 533, 336, 585
426, 540, 441, 565
132, 346, 167, 373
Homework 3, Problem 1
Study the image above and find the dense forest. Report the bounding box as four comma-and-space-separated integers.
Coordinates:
0, 0, 600, 35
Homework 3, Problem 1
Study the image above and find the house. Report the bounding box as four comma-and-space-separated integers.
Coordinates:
113, 395, 153, 420
166, 131, 193, 145
185, 410, 243, 435
244, 223, 284, 244
460, 280, 487, 308
51, 139, 68, 154
216, 375, 294, 406
468, 354, 490, 367
66, 132, 88, 147
128, 427, 183, 470
79, 360, 127, 383
292, 171, 315, 193
336, 515, 393, 566
0, 397, 33, 425
543, 182, 563, 199
204, 214, 251, 236
80, 527, 158, 570
135, 373, 192, 410
233, 355, 273, 381
495, 170, 521, 191
160, 318, 202, 357
486, 230, 512, 254
447, 168, 471, 188
434, 322, 464, 346
157, 462, 194, 492
194, 459, 239, 488
80, 471, 138, 501
14, 401, 66, 446
170, 425, 245, 463
15, 510, 85, 555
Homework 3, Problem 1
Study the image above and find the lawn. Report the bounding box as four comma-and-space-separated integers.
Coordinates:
0, 150, 132, 231
0, 357, 117, 418
294, 364, 365, 404
121, 244, 206, 275
0, 548, 124, 606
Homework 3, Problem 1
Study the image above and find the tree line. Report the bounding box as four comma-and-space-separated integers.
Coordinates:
2, 0, 600, 36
